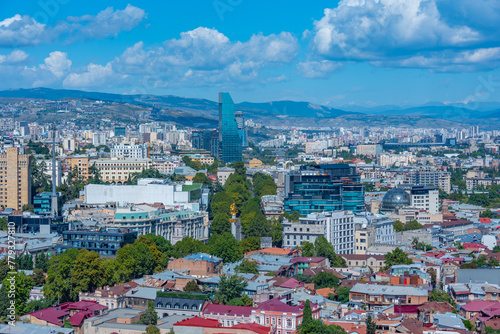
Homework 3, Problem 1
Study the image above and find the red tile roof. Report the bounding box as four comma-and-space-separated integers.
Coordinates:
256, 299, 302, 313
27, 308, 67, 326
231, 323, 272, 334
480, 218, 492, 224
174, 316, 221, 328
461, 301, 500, 312
69, 310, 92, 326
290, 257, 327, 264
203, 303, 254, 317
279, 278, 305, 289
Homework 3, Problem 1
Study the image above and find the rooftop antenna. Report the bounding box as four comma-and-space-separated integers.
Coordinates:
51, 123, 58, 217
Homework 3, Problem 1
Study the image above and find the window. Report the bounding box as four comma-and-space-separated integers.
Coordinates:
286, 319, 292, 328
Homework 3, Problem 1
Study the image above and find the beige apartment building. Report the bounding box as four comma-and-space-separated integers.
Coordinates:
93, 158, 152, 183
0, 147, 32, 210
65, 155, 90, 180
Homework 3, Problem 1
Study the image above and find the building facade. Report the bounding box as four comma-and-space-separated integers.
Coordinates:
218, 92, 242, 163
111, 143, 148, 159
92, 158, 152, 183
283, 211, 355, 254
58, 228, 137, 256
284, 164, 364, 215
0, 147, 31, 210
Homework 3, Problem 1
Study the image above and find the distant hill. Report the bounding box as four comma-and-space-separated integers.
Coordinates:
1, 87, 499, 129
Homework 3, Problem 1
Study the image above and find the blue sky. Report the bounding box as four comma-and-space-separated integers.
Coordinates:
1, 0, 500, 108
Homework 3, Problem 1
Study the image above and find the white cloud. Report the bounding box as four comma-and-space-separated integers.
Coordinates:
0, 50, 28, 64
298, 60, 342, 78
63, 62, 126, 88
111, 27, 299, 86
0, 5, 146, 47
40, 51, 71, 78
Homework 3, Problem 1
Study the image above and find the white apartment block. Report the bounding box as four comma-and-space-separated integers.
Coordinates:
283, 211, 355, 254
407, 185, 439, 214
111, 143, 149, 159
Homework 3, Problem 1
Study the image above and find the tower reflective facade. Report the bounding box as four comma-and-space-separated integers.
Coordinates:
218, 92, 242, 163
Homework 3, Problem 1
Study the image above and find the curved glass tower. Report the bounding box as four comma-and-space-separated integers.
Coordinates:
218, 92, 242, 163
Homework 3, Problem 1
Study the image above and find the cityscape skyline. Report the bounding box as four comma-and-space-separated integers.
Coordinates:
0, 0, 500, 108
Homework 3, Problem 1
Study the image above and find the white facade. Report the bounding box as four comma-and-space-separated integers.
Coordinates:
409, 187, 439, 214
62, 137, 76, 152
84, 179, 201, 211
39, 159, 62, 187
285, 211, 355, 254
92, 132, 107, 146
111, 143, 148, 159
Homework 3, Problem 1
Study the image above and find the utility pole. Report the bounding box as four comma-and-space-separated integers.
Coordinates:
51, 123, 58, 217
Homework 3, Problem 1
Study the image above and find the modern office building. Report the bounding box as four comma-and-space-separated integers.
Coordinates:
191, 129, 219, 158
218, 93, 242, 163
111, 143, 148, 159
403, 184, 440, 214
0, 147, 31, 210
33, 192, 53, 214
8, 213, 67, 234
58, 228, 137, 256
284, 164, 364, 215
234, 111, 247, 147
114, 126, 127, 137
282, 210, 355, 254
408, 167, 451, 193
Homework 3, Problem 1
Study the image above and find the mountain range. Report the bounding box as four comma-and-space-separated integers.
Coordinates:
1, 87, 499, 129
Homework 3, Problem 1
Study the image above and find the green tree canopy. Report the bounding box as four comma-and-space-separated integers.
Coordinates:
211, 213, 231, 236
184, 280, 202, 293
235, 260, 259, 275
208, 233, 243, 263
383, 248, 413, 270
172, 237, 209, 259
214, 274, 248, 305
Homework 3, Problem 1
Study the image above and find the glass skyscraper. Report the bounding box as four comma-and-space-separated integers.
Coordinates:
218, 92, 242, 163
284, 164, 364, 215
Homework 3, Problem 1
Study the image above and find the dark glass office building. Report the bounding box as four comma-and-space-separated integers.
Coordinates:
284, 164, 364, 215
191, 129, 219, 158
58, 228, 137, 256
218, 93, 242, 163
9, 214, 67, 234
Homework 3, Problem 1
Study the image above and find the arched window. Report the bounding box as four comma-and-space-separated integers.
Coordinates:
192, 305, 198, 310
174, 304, 180, 309
286, 319, 292, 328
183, 304, 188, 310
166, 304, 171, 308
156, 303, 162, 308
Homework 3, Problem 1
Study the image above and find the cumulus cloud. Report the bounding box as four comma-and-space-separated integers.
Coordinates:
40, 51, 71, 78
0, 50, 28, 64
298, 60, 342, 78
0, 4, 146, 47
63, 63, 127, 88
112, 27, 299, 86
309, 0, 500, 70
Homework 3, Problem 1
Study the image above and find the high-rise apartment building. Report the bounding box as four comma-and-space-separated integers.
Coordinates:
0, 147, 31, 210
218, 93, 242, 163
191, 130, 219, 158
408, 166, 451, 193
111, 143, 149, 159
284, 164, 364, 215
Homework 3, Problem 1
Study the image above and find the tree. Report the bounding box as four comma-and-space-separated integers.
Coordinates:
366, 315, 376, 334
315, 236, 346, 268
393, 220, 404, 232
172, 237, 208, 259
0, 217, 7, 231
429, 289, 456, 307
243, 211, 272, 238
239, 237, 260, 254
302, 300, 313, 328
24, 298, 56, 313
335, 287, 350, 303
145, 325, 160, 334
383, 248, 413, 269
141, 301, 158, 325
214, 275, 248, 305
211, 213, 231, 236
0, 272, 33, 315
44, 248, 80, 302
493, 246, 500, 253
300, 242, 315, 257
480, 210, 494, 218
462, 319, 473, 331
405, 220, 423, 231
235, 260, 259, 275
299, 320, 347, 333
31, 268, 46, 286
312, 271, 340, 289
193, 173, 210, 185
271, 218, 283, 247
208, 233, 243, 263
35, 253, 49, 272
71, 249, 106, 295
184, 280, 202, 293
227, 293, 253, 306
